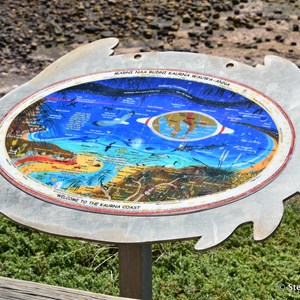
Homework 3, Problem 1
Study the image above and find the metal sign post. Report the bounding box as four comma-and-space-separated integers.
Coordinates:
0, 38, 299, 299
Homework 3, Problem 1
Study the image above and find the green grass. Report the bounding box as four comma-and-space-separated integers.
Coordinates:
0, 196, 299, 299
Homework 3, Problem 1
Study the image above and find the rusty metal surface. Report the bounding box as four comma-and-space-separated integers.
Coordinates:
0, 38, 299, 250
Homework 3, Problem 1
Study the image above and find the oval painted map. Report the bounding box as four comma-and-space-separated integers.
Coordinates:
0, 70, 294, 215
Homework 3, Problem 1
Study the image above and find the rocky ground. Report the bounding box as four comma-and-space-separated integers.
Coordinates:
0, 0, 299, 95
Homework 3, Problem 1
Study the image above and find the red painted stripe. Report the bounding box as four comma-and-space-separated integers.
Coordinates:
219, 125, 225, 134
15, 155, 76, 166
145, 117, 151, 125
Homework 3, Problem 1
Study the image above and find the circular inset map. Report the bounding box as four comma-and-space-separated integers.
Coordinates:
0, 70, 294, 215
137, 110, 234, 141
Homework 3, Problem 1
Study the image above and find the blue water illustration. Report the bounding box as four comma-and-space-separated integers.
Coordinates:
18, 75, 278, 194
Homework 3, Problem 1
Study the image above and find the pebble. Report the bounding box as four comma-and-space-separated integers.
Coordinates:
182, 14, 192, 23
101, 30, 114, 38
84, 25, 101, 33
143, 29, 153, 39
292, 24, 299, 31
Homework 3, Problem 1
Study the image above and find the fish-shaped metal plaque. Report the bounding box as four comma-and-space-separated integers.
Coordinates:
0, 38, 299, 250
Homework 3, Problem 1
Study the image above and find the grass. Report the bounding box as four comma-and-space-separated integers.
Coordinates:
0, 196, 299, 299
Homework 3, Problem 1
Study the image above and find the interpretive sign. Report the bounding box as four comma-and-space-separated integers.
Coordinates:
1, 37, 300, 300
0, 70, 294, 215
0, 38, 299, 251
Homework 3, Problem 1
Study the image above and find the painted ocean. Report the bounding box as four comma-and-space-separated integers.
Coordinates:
4, 71, 290, 215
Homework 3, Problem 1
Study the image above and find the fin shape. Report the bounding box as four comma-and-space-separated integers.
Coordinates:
252, 201, 284, 241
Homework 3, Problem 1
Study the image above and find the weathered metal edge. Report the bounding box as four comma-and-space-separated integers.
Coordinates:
0, 38, 299, 250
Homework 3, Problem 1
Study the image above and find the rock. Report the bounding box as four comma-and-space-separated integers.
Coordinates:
188, 32, 199, 38
149, 22, 160, 30
100, 30, 114, 38
157, 30, 169, 37
190, 41, 199, 47
212, 12, 220, 19
292, 24, 299, 31
77, 2, 85, 10
205, 40, 213, 48
160, 23, 173, 31
200, 32, 209, 39
206, 26, 213, 35
145, 16, 154, 23
182, 14, 192, 23
245, 23, 254, 29
275, 35, 284, 43
0, 0, 299, 79
143, 29, 153, 39
210, 21, 219, 30
74, 35, 86, 44
170, 23, 180, 31
258, 20, 266, 25
84, 25, 101, 33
